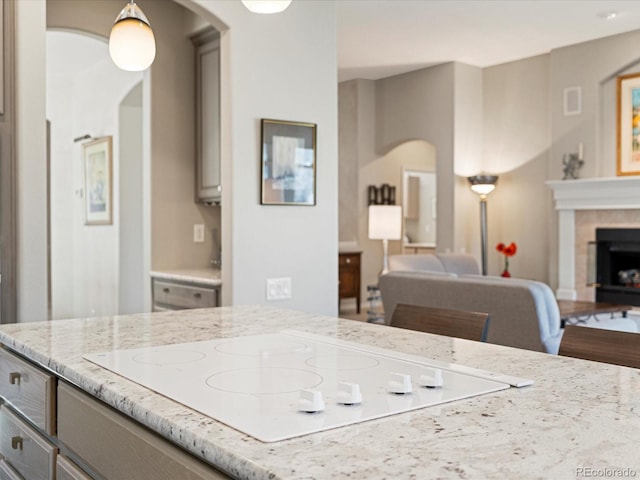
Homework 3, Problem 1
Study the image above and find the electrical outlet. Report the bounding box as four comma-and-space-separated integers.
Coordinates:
266, 277, 292, 301
194, 224, 205, 243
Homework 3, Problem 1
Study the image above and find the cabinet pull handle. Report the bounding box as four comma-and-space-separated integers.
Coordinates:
11, 436, 23, 451
346, 258, 351, 264
163, 288, 170, 293
9, 372, 20, 385
193, 293, 202, 299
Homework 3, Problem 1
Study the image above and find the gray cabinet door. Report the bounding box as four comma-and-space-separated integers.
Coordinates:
196, 38, 221, 204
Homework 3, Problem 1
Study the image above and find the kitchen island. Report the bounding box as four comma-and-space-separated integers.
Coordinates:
0, 305, 639, 479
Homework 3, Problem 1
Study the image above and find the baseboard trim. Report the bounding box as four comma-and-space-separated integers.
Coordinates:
556, 289, 577, 301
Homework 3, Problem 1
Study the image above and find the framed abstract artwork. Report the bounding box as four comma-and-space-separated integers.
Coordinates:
617, 73, 640, 176
260, 119, 317, 205
83, 136, 113, 225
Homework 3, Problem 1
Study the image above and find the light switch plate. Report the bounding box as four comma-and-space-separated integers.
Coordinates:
194, 224, 205, 243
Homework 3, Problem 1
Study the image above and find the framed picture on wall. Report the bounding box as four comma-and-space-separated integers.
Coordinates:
617, 73, 640, 176
260, 119, 317, 205
83, 136, 113, 225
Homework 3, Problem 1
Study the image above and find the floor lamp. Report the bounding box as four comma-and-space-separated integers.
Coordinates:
368, 205, 402, 276
467, 175, 498, 276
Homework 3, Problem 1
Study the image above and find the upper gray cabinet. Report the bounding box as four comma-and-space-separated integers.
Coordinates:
194, 29, 221, 205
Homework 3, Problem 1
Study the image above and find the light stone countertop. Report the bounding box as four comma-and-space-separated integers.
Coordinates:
1, 305, 639, 479
150, 268, 221, 286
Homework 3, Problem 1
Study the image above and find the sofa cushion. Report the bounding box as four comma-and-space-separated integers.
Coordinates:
389, 255, 446, 273
435, 254, 481, 275
460, 275, 561, 354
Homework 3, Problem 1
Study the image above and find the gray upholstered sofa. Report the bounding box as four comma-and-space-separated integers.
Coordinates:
379, 254, 562, 354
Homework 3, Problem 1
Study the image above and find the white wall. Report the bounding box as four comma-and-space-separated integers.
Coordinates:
15, 1, 47, 322
188, 0, 339, 314
47, 32, 143, 319
119, 83, 144, 314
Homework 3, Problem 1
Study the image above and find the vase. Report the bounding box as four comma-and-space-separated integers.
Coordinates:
501, 269, 511, 278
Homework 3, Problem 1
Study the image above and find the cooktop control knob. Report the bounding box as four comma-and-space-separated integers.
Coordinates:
337, 382, 362, 405
419, 368, 443, 388
299, 389, 325, 413
388, 373, 413, 394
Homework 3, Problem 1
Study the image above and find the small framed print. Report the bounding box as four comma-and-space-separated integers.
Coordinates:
260, 119, 316, 205
83, 136, 113, 225
617, 73, 640, 176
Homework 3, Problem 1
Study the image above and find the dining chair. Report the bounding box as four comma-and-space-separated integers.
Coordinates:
558, 325, 640, 369
389, 303, 490, 342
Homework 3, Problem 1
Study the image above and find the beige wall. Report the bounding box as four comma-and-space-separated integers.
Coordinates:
482, 54, 550, 280
338, 79, 439, 303
339, 31, 640, 287
453, 63, 484, 257
376, 63, 456, 252
338, 81, 358, 242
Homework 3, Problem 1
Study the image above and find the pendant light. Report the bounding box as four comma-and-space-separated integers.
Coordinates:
109, 2, 156, 71
241, 0, 292, 14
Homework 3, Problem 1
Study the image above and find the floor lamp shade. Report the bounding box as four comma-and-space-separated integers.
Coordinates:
368, 205, 402, 276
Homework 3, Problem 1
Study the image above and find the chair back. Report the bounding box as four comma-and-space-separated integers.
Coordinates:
558, 325, 640, 369
390, 303, 490, 342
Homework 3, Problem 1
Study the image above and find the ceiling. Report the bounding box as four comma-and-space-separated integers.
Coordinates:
336, 0, 640, 82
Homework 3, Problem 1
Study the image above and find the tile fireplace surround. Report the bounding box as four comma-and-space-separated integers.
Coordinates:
547, 177, 640, 301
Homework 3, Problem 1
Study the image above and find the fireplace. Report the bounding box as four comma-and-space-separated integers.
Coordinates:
596, 228, 640, 305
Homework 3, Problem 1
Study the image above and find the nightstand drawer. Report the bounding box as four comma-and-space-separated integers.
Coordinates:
0, 348, 56, 435
0, 406, 57, 480
339, 253, 360, 267
153, 280, 216, 309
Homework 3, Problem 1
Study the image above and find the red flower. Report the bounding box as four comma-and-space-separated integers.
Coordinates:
503, 242, 517, 257
496, 243, 505, 253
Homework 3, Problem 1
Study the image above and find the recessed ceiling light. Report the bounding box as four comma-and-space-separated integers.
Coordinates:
598, 11, 619, 21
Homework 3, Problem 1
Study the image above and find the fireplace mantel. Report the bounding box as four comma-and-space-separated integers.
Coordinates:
547, 177, 640, 300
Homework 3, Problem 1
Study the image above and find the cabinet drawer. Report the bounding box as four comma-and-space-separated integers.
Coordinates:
58, 382, 228, 480
153, 280, 216, 309
0, 406, 56, 480
56, 455, 92, 480
339, 253, 360, 268
0, 460, 23, 480
0, 348, 56, 435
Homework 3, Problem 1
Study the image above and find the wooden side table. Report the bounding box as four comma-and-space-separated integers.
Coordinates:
339, 252, 362, 313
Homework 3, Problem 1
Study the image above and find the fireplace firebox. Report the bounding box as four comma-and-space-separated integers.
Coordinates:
595, 228, 640, 305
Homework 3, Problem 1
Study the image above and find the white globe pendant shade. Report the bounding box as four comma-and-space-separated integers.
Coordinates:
241, 0, 292, 14
109, 2, 156, 71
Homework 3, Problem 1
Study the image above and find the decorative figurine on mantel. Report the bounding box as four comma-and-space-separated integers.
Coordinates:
562, 143, 584, 180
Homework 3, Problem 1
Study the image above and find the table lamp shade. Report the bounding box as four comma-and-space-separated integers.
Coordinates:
368, 205, 402, 240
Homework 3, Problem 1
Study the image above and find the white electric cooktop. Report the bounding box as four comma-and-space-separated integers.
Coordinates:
84, 331, 531, 442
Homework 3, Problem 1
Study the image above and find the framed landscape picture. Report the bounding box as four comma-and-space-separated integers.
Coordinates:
83, 136, 113, 225
260, 119, 317, 205
617, 73, 640, 176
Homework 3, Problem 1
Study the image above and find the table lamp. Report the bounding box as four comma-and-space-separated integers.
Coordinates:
368, 205, 402, 276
